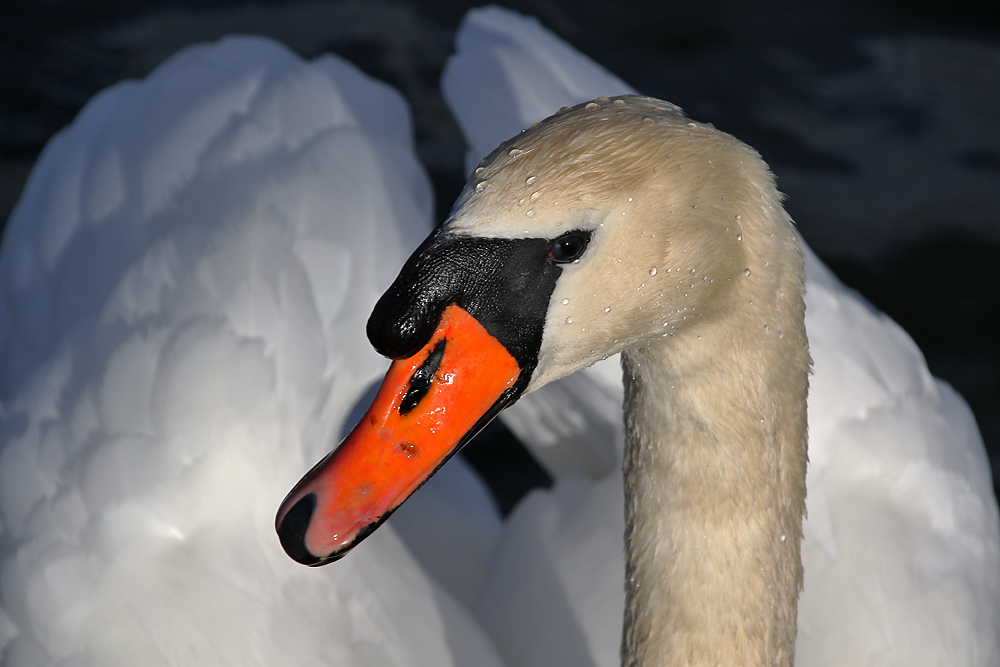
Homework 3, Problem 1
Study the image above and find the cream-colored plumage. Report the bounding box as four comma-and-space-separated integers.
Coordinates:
444, 95, 809, 666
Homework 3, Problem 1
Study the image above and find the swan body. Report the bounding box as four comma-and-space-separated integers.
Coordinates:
0, 36, 506, 666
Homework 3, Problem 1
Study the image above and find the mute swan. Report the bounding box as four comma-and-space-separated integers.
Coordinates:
1, 8, 997, 667
278, 6, 997, 664
278, 92, 812, 665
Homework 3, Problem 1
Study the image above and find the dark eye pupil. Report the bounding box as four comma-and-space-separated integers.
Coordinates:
548, 233, 590, 263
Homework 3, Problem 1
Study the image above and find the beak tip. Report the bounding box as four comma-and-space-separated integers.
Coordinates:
276, 493, 325, 566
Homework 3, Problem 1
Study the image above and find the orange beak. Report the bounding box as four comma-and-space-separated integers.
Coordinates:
275, 304, 521, 565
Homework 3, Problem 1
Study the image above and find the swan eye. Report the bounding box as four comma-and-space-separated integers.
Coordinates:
547, 232, 591, 263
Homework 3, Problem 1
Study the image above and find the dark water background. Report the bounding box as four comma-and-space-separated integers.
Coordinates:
1, 0, 998, 510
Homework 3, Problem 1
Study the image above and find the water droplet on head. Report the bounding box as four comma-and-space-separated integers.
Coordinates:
474, 167, 485, 176
475, 181, 488, 193
649, 267, 657, 276
604, 306, 612, 313
530, 191, 541, 202
585, 102, 599, 110
561, 298, 570, 305
526, 209, 535, 218
780, 534, 787, 542
744, 268, 752, 276
565, 317, 574, 324
687, 122, 697, 128
642, 117, 653, 124
525, 175, 537, 186
508, 148, 522, 157
736, 233, 743, 241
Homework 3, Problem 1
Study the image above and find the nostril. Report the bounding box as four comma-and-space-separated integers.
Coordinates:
400, 339, 447, 415
277, 493, 321, 566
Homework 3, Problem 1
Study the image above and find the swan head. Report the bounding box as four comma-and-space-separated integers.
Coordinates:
276, 94, 799, 565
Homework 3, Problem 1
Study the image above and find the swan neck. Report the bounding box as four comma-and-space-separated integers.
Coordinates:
619, 290, 808, 666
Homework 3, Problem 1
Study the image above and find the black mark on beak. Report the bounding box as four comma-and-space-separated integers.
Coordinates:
400, 339, 447, 415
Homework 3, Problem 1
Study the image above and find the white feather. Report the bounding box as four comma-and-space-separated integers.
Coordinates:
0, 36, 504, 667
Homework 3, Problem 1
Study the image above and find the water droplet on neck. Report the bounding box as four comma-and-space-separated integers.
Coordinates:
736, 233, 743, 241
561, 298, 570, 305
526, 209, 535, 218
565, 317, 574, 324
744, 268, 752, 276
604, 306, 612, 313
530, 191, 541, 202
585, 102, 599, 110
508, 148, 522, 157
642, 117, 653, 124
649, 267, 657, 276
525, 175, 537, 186
475, 181, 488, 193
